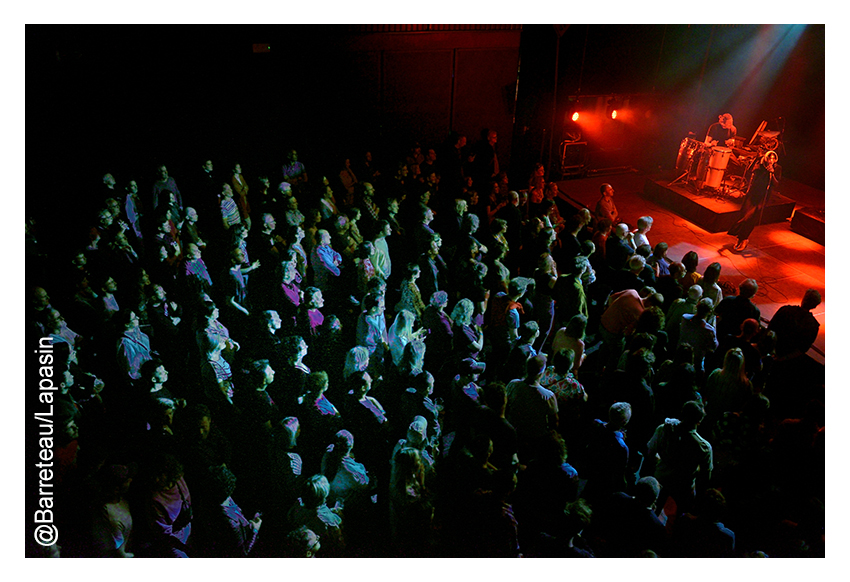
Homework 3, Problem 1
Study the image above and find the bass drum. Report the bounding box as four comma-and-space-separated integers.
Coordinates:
676, 137, 704, 172
705, 147, 732, 189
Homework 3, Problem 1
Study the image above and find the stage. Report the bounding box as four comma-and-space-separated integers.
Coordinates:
643, 178, 796, 234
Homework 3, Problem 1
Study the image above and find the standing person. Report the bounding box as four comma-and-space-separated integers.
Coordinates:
594, 183, 620, 226
767, 289, 822, 361
728, 151, 781, 251
678, 297, 719, 375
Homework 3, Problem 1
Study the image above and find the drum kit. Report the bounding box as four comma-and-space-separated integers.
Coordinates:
670, 136, 754, 198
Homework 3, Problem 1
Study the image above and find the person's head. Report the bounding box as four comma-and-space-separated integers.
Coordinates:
242, 358, 274, 389
739, 318, 760, 340
454, 198, 468, 216
348, 370, 373, 398
393, 309, 416, 335
343, 347, 370, 378
304, 287, 324, 309
625, 338, 655, 372
141, 358, 168, 385
300, 474, 330, 509
682, 251, 699, 272
680, 400, 706, 429
668, 261, 685, 280
563, 313, 588, 340
553, 348, 576, 375
628, 254, 646, 274
461, 212, 480, 235
636, 216, 653, 233
721, 347, 746, 380
405, 416, 429, 449
450, 299, 473, 326
719, 113, 734, 130
641, 289, 665, 309
366, 219, 388, 241
281, 335, 307, 363
120, 310, 140, 331
220, 183, 233, 199
636, 306, 665, 334
507, 277, 527, 300
518, 320, 540, 344
318, 229, 332, 246
305, 371, 329, 397
482, 381, 507, 415
695, 297, 714, 319
802, 289, 822, 311
429, 290, 449, 309
148, 453, 185, 493
614, 223, 629, 240
634, 476, 662, 510
735, 277, 757, 299
525, 354, 547, 381
156, 164, 168, 181
702, 262, 722, 286
652, 241, 668, 258
405, 262, 421, 282
608, 402, 632, 430
186, 243, 202, 261
687, 284, 704, 302
420, 205, 434, 225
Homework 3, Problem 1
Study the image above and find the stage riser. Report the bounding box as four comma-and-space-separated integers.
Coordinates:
643, 178, 796, 234
790, 207, 825, 246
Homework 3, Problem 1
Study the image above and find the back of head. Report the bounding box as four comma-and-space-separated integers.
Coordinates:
668, 261, 685, 278
680, 400, 706, 428
564, 313, 588, 339
519, 320, 540, 342
525, 354, 547, 379
739, 278, 758, 299
628, 254, 646, 273
802, 289, 822, 311
687, 284, 704, 302
695, 297, 714, 319
634, 476, 662, 508
482, 381, 507, 411
608, 402, 632, 428
682, 251, 699, 271
553, 348, 576, 375
740, 318, 760, 338
301, 474, 331, 508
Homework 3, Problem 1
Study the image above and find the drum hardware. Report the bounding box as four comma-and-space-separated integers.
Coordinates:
669, 137, 706, 186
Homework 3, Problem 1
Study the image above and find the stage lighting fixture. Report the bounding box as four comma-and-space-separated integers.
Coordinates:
566, 97, 582, 123
606, 96, 622, 120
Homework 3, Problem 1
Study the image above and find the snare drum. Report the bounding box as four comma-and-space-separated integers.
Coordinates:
676, 137, 704, 172
705, 147, 732, 189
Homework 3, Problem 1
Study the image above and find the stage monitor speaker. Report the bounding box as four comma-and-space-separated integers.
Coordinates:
560, 141, 588, 177
790, 206, 825, 246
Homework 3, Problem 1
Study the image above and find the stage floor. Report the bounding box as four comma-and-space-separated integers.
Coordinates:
554, 171, 825, 365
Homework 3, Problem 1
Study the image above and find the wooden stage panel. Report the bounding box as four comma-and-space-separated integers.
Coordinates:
643, 178, 796, 233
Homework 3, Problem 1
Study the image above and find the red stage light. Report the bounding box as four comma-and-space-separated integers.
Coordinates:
611, 109, 618, 120
572, 111, 580, 122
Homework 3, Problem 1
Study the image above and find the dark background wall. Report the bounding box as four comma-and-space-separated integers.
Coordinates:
26, 24, 824, 244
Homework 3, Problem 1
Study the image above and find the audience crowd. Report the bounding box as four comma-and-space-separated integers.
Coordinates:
26, 130, 824, 558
